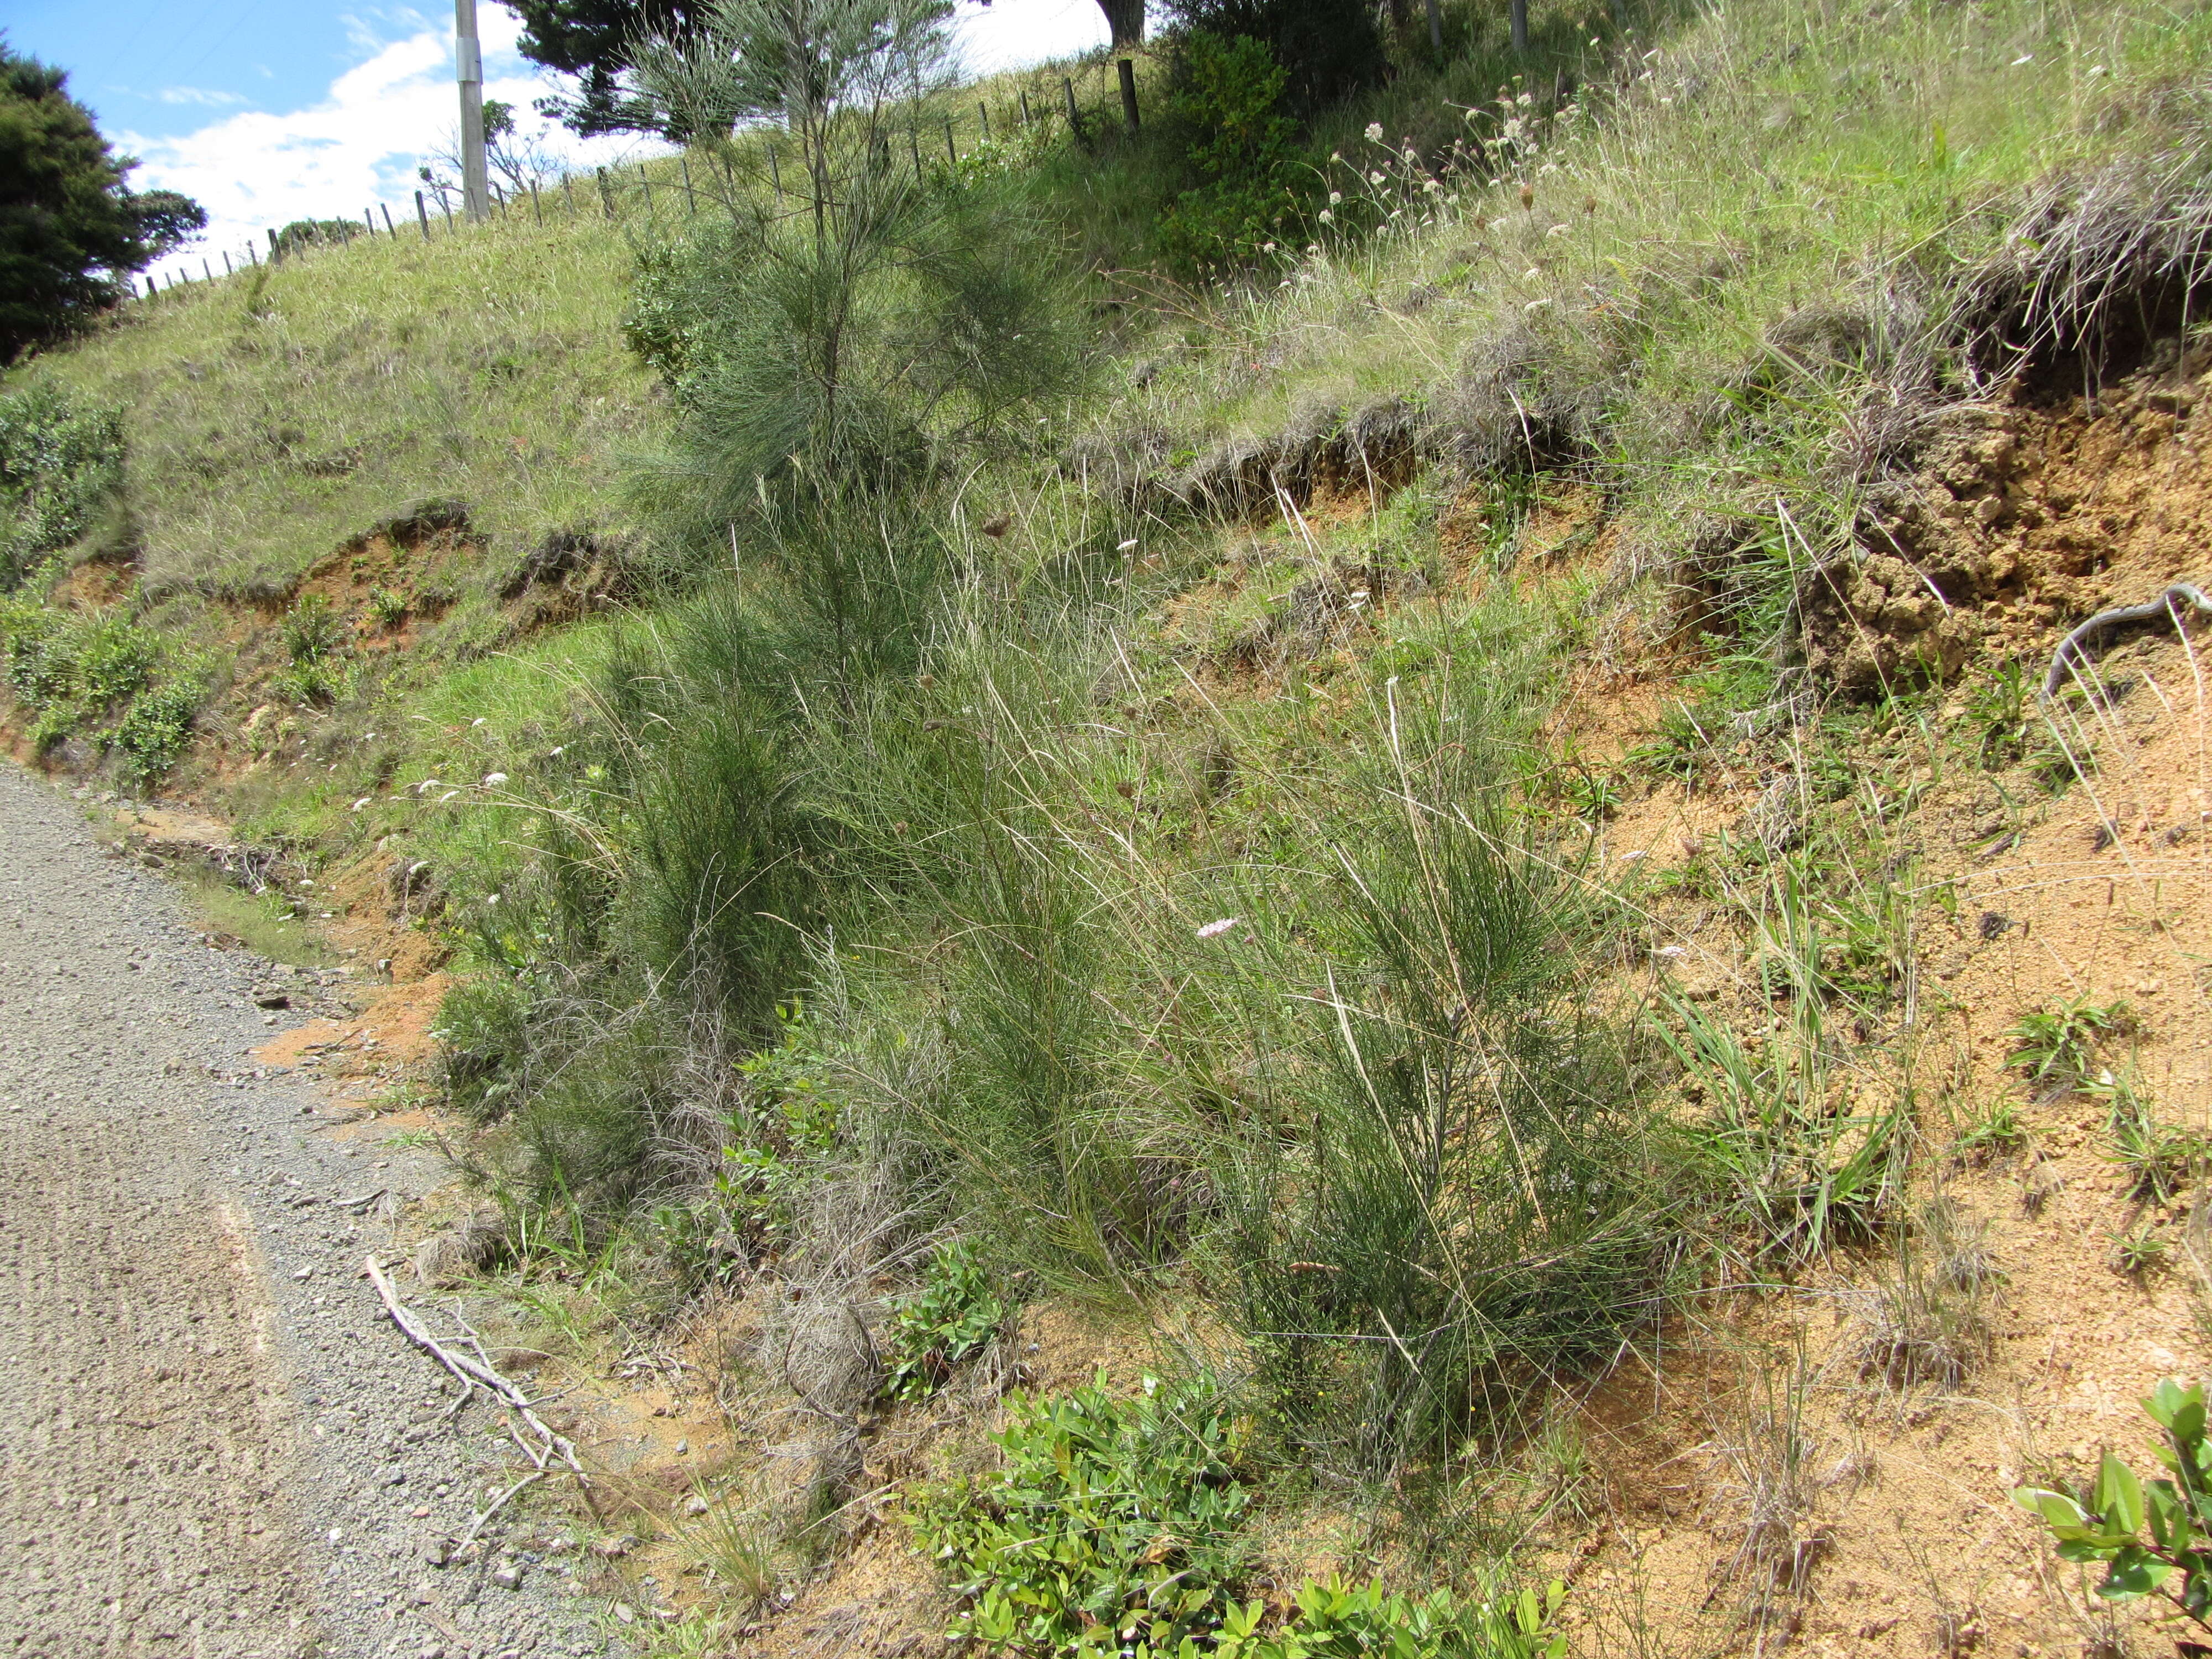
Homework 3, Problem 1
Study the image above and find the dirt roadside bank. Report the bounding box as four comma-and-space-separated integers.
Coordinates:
0, 763, 614, 1658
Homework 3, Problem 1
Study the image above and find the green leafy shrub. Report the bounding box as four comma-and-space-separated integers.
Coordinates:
0, 598, 194, 770
914, 1375, 1256, 1656
434, 972, 539, 1123
881, 1240, 1005, 1402
0, 385, 124, 586
111, 678, 201, 780
915, 1375, 1569, 1658
1161, 0, 1385, 115
1156, 34, 1306, 280
72, 614, 155, 706
2015, 1380, 2212, 1631
1217, 1577, 1566, 1659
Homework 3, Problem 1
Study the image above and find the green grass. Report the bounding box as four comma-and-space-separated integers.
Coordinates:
1120, 0, 2212, 578
19, 198, 656, 601
174, 862, 335, 967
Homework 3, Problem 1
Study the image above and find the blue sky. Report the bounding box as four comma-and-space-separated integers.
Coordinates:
8, 2, 1109, 281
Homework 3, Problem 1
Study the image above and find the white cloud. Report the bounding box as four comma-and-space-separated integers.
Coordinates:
156, 87, 250, 108
123, 7, 656, 285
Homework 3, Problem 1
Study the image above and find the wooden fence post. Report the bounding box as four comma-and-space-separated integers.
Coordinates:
416, 191, 432, 239
979, 101, 990, 140
945, 118, 957, 165
382, 204, 397, 237
268, 227, 281, 264
563, 173, 577, 216
1118, 59, 1140, 134
597, 167, 614, 218
247, 239, 259, 267
1063, 77, 1084, 142
221, 250, 232, 275
529, 179, 543, 224
638, 164, 653, 215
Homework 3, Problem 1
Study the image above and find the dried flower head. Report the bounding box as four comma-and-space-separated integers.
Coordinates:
1519, 182, 1535, 209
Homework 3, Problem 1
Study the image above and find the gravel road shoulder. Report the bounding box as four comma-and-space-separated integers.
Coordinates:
0, 763, 617, 1658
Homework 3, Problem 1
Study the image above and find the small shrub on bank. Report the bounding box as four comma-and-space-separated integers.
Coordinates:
0, 385, 124, 588
915, 1374, 1570, 1659
880, 1240, 1005, 1402
2015, 1380, 2212, 1636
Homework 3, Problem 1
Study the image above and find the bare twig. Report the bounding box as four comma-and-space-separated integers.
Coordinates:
452, 1470, 549, 1555
364, 1255, 599, 1516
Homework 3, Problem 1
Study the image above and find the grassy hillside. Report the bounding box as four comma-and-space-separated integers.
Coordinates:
15, 0, 2212, 1652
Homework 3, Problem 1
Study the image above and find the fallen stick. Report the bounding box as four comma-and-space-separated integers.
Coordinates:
452, 1469, 548, 1555
364, 1255, 599, 1515
2042, 582, 2212, 699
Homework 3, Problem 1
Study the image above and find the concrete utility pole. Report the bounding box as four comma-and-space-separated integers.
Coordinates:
455, 0, 491, 222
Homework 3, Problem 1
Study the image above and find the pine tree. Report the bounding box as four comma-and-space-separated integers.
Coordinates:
0, 42, 204, 362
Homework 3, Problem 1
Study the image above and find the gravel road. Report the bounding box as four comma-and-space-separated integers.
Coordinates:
0, 764, 615, 1658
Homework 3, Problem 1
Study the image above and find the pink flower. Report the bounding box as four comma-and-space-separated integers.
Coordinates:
1196, 917, 1240, 940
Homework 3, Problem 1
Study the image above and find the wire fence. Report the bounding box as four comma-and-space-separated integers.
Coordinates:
129, 61, 1144, 304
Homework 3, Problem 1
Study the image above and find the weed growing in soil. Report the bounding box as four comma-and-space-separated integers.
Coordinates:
2016, 1381, 2212, 1635
880, 1240, 1004, 1403
915, 1374, 1571, 1659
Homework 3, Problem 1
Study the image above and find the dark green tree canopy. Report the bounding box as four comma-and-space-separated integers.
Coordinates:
501, 0, 715, 134
1161, 0, 1381, 112
0, 42, 206, 362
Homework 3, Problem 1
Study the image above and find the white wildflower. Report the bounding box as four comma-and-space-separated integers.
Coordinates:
482, 771, 508, 787
1328, 190, 1343, 204
1369, 169, 1385, 185
1364, 122, 1384, 142
1196, 917, 1241, 940
1318, 208, 1334, 224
